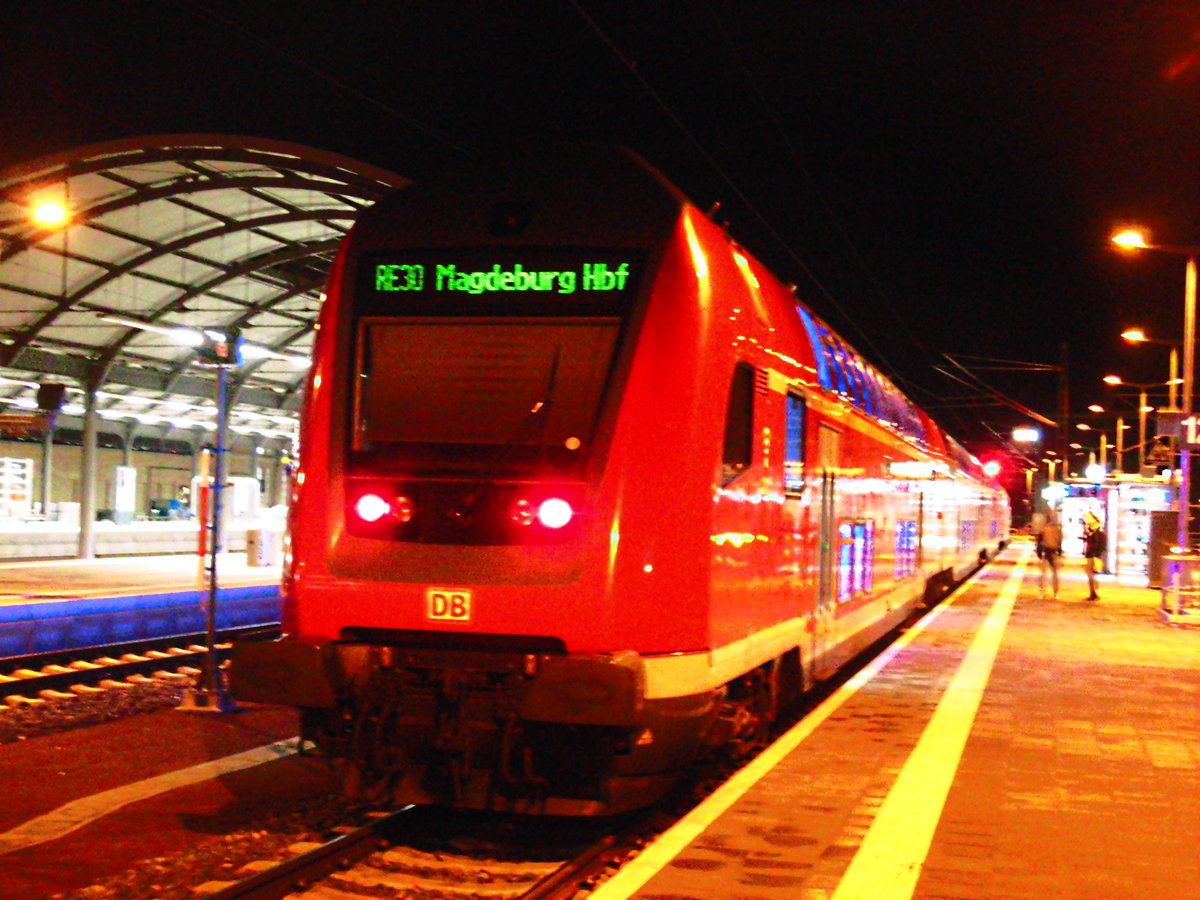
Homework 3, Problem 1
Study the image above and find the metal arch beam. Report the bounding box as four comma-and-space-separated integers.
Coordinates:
5, 345, 292, 410
2, 209, 352, 367
0, 139, 404, 204
0, 136, 403, 560
0, 173, 373, 264
84, 286, 322, 406
113, 237, 339, 319
88, 238, 342, 369
89, 254, 335, 399
1, 136, 399, 398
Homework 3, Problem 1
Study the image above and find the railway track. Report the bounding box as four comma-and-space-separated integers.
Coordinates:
198, 806, 649, 899
0, 625, 279, 705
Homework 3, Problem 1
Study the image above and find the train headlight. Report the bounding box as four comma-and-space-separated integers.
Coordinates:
537, 497, 574, 529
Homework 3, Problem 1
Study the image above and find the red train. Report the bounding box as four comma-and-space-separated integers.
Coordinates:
231, 146, 1009, 815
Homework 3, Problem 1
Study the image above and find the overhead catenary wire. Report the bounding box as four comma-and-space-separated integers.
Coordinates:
936, 354, 1057, 427
568, 4, 843, 321
700, 1, 938, 392
571, 1, 985, 441
192, 7, 477, 160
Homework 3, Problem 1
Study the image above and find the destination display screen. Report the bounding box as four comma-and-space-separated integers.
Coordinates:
357, 249, 644, 315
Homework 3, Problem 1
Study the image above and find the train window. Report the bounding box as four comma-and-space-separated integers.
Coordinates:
904, 403, 927, 444
796, 304, 926, 441
895, 519, 918, 578
959, 518, 978, 552
841, 347, 868, 412
860, 365, 883, 418
827, 340, 851, 398
722, 363, 755, 485
784, 391, 806, 494
837, 519, 874, 602
795, 306, 832, 391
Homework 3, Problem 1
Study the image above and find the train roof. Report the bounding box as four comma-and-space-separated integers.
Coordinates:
349, 144, 984, 479
351, 144, 687, 253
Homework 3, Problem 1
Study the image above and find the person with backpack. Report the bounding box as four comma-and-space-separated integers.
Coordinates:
1083, 511, 1107, 601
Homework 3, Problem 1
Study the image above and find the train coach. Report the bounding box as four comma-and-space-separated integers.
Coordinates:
231, 146, 1010, 815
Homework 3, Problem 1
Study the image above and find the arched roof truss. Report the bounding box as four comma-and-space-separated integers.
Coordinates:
0, 135, 406, 444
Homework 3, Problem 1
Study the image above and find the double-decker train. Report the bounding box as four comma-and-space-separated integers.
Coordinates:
231, 146, 1009, 815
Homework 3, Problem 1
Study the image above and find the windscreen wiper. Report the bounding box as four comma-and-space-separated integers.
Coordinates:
453, 344, 562, 520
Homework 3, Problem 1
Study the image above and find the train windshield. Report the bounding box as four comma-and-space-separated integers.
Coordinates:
354, 317, 621, 473
349, 249, 643, 474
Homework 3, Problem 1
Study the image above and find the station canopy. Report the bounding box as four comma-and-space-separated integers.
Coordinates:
0, 135, 407, 448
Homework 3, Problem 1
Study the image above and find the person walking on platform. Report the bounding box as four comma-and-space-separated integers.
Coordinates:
1083, 511, 1107, 601
1035, 511, 1063, 599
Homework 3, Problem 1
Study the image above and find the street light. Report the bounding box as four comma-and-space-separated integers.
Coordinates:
1121, 327, 1180, 410
1102, 374, 1173, 471
1112, 227, 1197, 553
1012, 426, 1041, 443
1112, 227, 1200, 617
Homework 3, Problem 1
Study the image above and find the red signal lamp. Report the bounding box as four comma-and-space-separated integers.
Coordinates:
982, 460, 1002, 479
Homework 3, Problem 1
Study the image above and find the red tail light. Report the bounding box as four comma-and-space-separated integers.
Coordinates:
536, 497, 573, 529
354, 493, 390, 522
510, 496, 575, 529
354, 493, 414, 523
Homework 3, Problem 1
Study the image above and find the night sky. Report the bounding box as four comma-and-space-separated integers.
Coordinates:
5, 1, 1200, 465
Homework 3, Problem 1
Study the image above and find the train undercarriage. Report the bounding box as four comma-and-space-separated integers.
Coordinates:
233, 635, 789, 816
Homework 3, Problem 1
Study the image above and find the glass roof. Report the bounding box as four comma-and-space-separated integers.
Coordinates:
0, 134, 406, 447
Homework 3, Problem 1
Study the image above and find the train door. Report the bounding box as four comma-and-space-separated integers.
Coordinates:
813, 423, 840, 678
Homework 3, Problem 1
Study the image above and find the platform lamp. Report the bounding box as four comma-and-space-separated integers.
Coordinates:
1010, 426, 1042, 503
1112, 228, 1196, 551
1121, 328, 1180, 411
1112, 228, 1200, 617
1102, 375, 1173, 472
1074, 422, 1109, 470
180, 326, 243, 714
28, 196, 81, 551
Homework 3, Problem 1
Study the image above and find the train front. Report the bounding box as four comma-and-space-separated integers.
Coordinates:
231, 148, 717, 815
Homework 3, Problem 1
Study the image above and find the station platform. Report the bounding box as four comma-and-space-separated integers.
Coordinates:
0, 554, 281, 657
593, 539, 1200, 899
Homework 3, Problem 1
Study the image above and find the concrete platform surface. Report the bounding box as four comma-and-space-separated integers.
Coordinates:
595, 540, 1200, 900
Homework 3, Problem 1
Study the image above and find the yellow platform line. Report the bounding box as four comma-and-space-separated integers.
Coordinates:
830, 550, 1027, 899
0, 739, 299, 855
591, 548, 1029, 899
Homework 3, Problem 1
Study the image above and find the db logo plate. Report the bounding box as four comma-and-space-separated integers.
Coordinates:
425, 587, 473, 623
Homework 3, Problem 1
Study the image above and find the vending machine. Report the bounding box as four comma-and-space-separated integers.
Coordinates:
1059, 479, 1172, 579
1110, 481, 1173, 580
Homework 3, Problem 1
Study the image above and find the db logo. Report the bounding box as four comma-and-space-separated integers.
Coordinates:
425, 587, 473, 623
